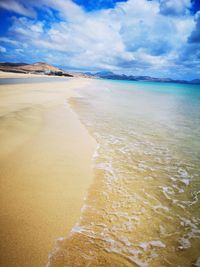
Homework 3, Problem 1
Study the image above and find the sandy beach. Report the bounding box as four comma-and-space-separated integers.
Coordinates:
0, 71, 47, 79
0, 72, 96, 267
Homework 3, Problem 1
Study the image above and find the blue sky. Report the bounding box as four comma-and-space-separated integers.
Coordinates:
0, 0, 199, 79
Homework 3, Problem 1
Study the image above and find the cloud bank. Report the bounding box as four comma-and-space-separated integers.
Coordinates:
0, 0, 199, 79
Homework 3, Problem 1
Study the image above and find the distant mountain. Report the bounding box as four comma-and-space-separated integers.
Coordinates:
0, 62, 90, 78
190, 79, 200, 84
88, 71, 200, 85
95, 71, 115, 76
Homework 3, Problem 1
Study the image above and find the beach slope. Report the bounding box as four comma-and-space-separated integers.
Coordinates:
0, 73, 96, 267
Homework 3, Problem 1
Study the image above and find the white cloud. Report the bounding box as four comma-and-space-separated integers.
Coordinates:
0, 46, 7, 53
0, 0, 36, 17
0, 37, 20, 46
44, 0, 85, 22
15, 48, 24, 53
9, 17, 44, 39
159, 0, 192, 16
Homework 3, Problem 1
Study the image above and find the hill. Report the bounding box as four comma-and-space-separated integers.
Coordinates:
0, 62, 89, 78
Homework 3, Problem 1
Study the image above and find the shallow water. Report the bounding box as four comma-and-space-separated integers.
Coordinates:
47, 80, 200, 267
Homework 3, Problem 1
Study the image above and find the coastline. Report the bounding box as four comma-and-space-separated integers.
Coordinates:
0, 73, 97, 267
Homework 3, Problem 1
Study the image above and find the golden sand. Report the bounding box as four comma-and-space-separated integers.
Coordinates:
0, 74, 96, 267
0, 71, 46, 78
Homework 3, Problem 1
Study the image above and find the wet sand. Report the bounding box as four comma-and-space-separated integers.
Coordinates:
0, 74, 96, 267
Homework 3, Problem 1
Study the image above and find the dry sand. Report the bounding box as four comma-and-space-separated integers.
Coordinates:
0, 71, 47, 78
0, 73, 96, 267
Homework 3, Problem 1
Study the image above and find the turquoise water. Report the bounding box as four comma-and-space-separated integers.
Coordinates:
48, 80, 200, 267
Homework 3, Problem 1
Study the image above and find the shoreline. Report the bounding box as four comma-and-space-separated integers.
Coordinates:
0, 73, 97, 267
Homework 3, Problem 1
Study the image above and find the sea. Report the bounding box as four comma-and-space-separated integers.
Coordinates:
47, 79, 200, 267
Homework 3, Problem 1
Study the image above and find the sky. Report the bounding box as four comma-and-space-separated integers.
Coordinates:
0, 0, 200, 79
